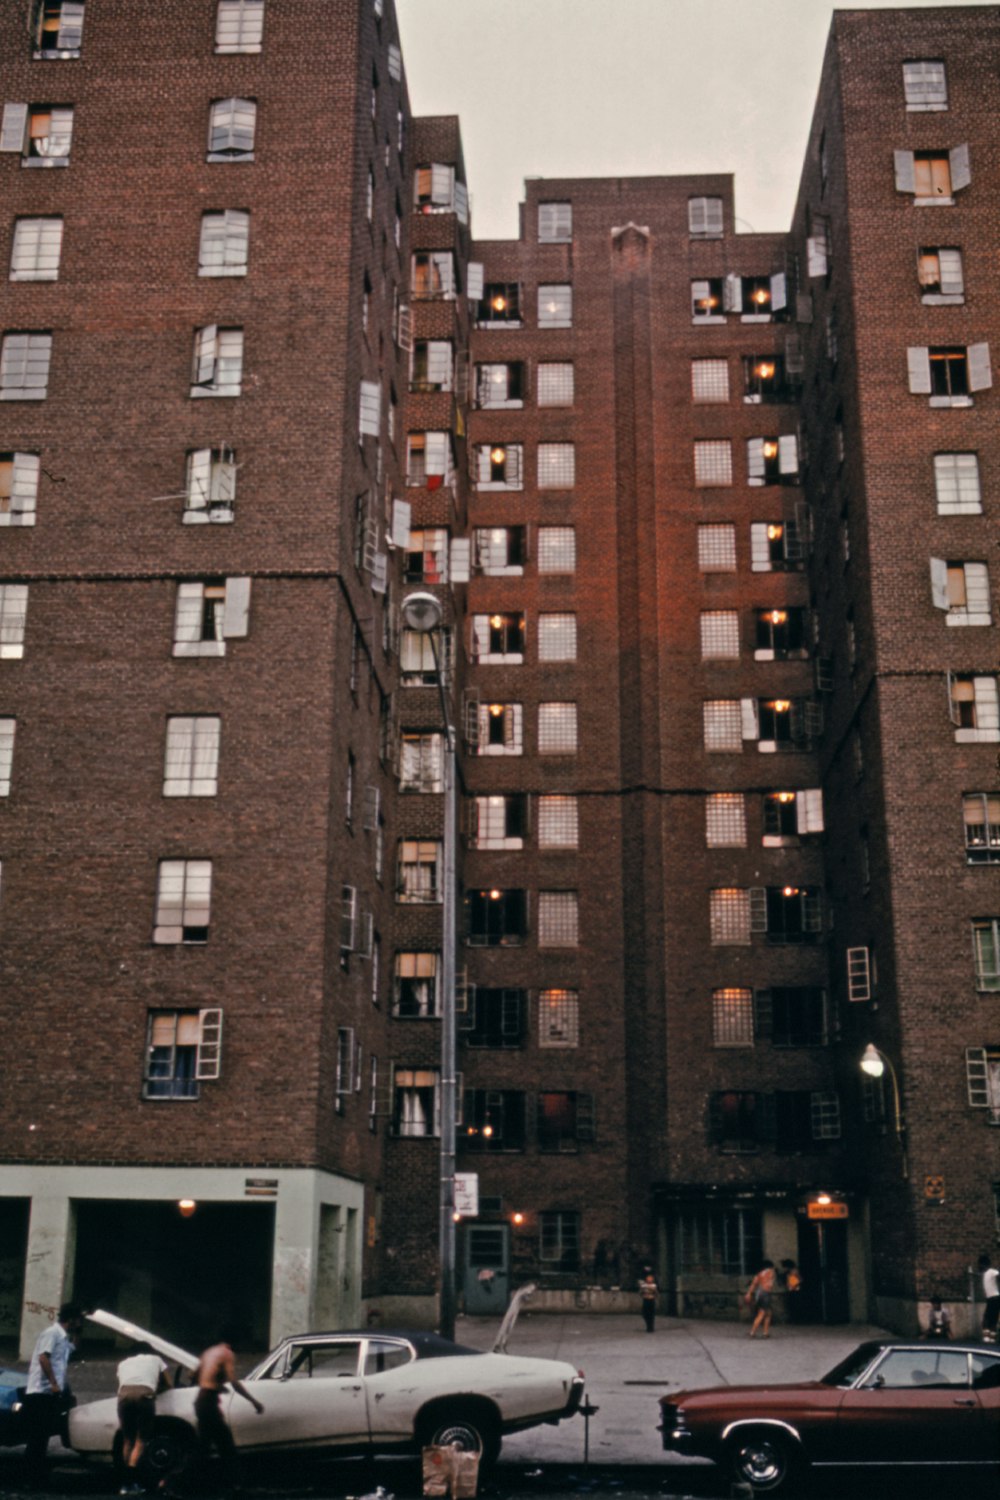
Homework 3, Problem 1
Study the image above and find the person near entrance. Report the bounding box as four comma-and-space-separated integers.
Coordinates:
116, 1341, 171, 1495
638, 1267, 659, 1332
920, 1295, 952, 1340
780, 1259, 803, 1322
22, 1302, 84, 1485
980, 1253, 1000, 1343
746, 1260, 777, 1338
191, 1331, 264, 1494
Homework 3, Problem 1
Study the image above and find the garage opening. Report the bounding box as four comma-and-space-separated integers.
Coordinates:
0, 1199, 30, 1353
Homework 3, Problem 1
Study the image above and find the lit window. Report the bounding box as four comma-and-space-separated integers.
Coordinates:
0, 585, 28, 659
398, 731, 444, 790
153, 860, 212, 944
538, 613, 576, 662
705, 794, 746, 848
393, 953, 439, 1018
0, 332, 52, 400
691, 359, 729, 402
474, 442, 523, 489
471, 613, 524, 664
475, 362, 523, 408
903, 59, 947, 110
537, 363, 574, 407
537, 443, 575, 489
467, 888, 527, 947
694, 440, 732, 487
712, 988, 754, 1047
537, 527, 576, 574
698, 525, 736, 573
473, 793, 526, 849
963, 794, 1000, 864
538, 891, 579, 948
215, 0, 264, 53
742, 354, 790, 403
163, 717, 220, 797
477, 283, 521, 326
33, 2, 85, 57
750, 520, 804, 571
700, 611, 740, 660
709, 888, 751, 945
538, 703, 578, 756
747, 435, 799, 485
207, 98, 256, 162
539, 989, 579, 1048
934, 453, 981, 515
144, 1009, 222, 1099
918, 246, 963, 299
538, 202, 572, 242
754, 605, 810, 658
396, 840, 441, 903
537, 795, 579, 847
190, 326, 243, 397
411, 251, 455, 299
472, 702, 522, 758
538, 284, 571, 328
198, 210, 250, 277
393, 1068, 440, 1137
9, 218, 62, 281
691, 278, 724, 320
0, 452, 39, 527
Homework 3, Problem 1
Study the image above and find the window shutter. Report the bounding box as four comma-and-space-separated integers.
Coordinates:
749, 887, 768, 934
750, 524, 771, 572
747, 438, 765, 480
967, 342, 992, 392
930, 557, 950, 610
576, 1092, 596, 1142
194, 324, 219, 386
396, 303, 413, 352
793, 501, 811, 553
340, 885, 357, 950
946, 670, 960, 725
938, 248, 964, 296
803, 890, 823, 933
58, 3, 86, 49
371, 552, 388, 594
11, 452, 40, 514
740, 698, 759, 740
391, 498, 411, 548
796, 788, 824, 834
450, 538, 471, 583
723, 274, 742, 313
753, 989, 773, 1041
965, 1048, 990, 1108
187, 449, 212, 510
359, 379, 381, 438
795, 291, 814, 323
770, 272, 787, 312
454, 182, 469, 225
359, 912, 374, 959
893, 149, 916, 193
784, 332, 804, 376
0, 103, 27, 152
907, 346, 931, 394
466, 263, 484, 302
464, 693, 480, 750
223, 577, 251, 637
387, 43, 401, 80
778, 435, 798, 475
815, 656, 834, 692
806, 236, 828, 277
949, 143, 971, 192
196, 1009, 223, 1080
503, 704, 521, 750
363, 784, 380, 831
424, 432, 448, 477
846, 945, 871, 1002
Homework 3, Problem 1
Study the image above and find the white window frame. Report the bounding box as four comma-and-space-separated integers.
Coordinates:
934, 453, 981, 515
33, 2, 85, 58
153, 859, 213, 944
173, 577, 250, 657
190, 326, 244, 397
538, 202, 572, 242
537, 442, 575, 490
688, 196, 723, 237
0, 452, 40, 527
198, 210, 250, 277
394, 952, 440, 1018
9, 218, 63, 282
950, 674, 1000, 743
537, 362, 574, 407
903, 59, 948, 110
185, 447, 236, 524
163, 716, 221, 797
207, 98, 256, 161
538, 284, 572, 328
0, 584, 28, 659
143, 1008, 223, 1099
0, 718, 15, 796
972, 920, 1000, 992
0, 332, 52, 401
215, 0, 265, 53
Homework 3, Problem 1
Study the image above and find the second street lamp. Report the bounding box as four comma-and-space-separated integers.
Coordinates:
860, 1044, 908, 1180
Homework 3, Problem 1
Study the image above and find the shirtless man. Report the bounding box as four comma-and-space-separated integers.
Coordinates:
192, 1332, 264, 1494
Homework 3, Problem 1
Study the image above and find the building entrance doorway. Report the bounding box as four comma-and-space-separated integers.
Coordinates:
462, 1225, 509, 1314
797, 1216, 849, 1323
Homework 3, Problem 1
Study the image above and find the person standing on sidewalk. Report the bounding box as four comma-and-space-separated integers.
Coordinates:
21, 1302, 84, 1486
746, 1260, 777, 1338
980, 1253, 1000, 1343
191, 1330, 264, 1494
116, 1341, 171, 1495
638, 1267, 659, 1332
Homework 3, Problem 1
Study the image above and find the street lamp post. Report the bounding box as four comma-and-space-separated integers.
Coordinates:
400, 591, 457, 1340
860, 1043, 908, 1179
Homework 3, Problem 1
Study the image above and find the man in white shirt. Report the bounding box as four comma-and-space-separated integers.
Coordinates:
23, 1302, 84, 1483
981, 1253, 1000, 1343
116, 1342, 171, 1495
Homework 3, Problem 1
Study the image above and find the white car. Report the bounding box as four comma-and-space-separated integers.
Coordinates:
69, 1311, 584, 1478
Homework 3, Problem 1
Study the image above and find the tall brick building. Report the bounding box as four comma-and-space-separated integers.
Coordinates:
1, 3, 997, 1352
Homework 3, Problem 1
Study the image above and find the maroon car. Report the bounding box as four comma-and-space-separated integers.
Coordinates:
659, 1339, 1000, 1492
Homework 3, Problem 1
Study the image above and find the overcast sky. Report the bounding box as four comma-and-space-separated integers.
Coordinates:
396, 0, 973, 240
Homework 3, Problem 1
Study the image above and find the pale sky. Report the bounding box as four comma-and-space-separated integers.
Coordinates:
396, 0, 975, 240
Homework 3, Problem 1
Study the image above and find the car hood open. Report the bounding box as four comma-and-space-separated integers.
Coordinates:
86, 1308, 200, 1373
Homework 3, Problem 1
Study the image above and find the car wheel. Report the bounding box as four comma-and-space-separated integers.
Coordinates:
420, 1408, 501, 1468
728, 1429, 801, 1492
140, 1419, 197, 1483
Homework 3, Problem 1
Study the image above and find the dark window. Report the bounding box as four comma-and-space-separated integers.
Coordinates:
464, 987, 525, 1048
709, 1090, 761, 1153
769, 988, 828, 1047
462, 1088, 525, 1150
761, 886, 823, 944
930, 347, 969, 397
537, 1091, 594, 1152
467, 888, 527, 946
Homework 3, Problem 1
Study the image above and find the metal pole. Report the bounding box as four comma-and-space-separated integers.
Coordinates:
439, 721, 457, 1341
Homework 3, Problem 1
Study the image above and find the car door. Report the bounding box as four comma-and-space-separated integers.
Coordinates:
361, 1337, 421, 1444
837, 1349, 984, 1463
228, 1339, 368, 1451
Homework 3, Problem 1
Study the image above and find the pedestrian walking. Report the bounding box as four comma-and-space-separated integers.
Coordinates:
980, 1253, 1000, 1343
192, 1330, 264, 1494
116, 1340, 171, 1494
638, 1266, 659, 1333
921, 1295, 952, 1340
745, 1259, 777, 1338
21, 1302, 84, 1486
780, 1259, 803, 1323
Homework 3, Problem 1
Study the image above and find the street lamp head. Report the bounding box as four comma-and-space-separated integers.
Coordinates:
400, 591, 443, 634
860, 1043, 885, 1078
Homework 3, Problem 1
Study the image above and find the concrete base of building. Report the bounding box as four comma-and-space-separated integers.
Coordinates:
875, 1293, 983, 1341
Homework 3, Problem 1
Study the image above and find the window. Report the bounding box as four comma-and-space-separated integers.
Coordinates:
153, 860, 212, 944
406, 432, 453, 487
190, 326, 243, 397
143, 1009, 222, 1099
931, 560, 991, 625
709, 888, 751, 946
540, 1210, 580, 1271
173, 577, 250, 656
396, 839, 441, 903
9, 218, 62, 281
393, 1068, 439, 1137
965, 1047, 1000, 1120
903, 60, 948, 110
472, 793, 526, 849
414, 164, 464, 216
934, 453, 981, 515
335, 1026, 357, 1099
702, 700, 746, 753
688, 196, 723, 236
411, 340, 453, 393
750, 519, 804, 571
358, 379, 380, 439
477, 283, 521, 325
895, 146, 970, 202
473, 702, 523, 756
691, 278, 724, 321
755, 606, 810, 658
694, 441, 732, 487
700, 611, 739, 660
537, 362, 574, 407
908, 344, 993, 404
691, 359, 729, 403
537, 613, 576, 662
475, 362, 523, 408
411, 251, 455, 299
471, 612, 524, 663
747, 435, 799, 485
743, 354, 790, 403
950, 675, 1000, 742
33, 3, 85, 56
964, 794, 1000, 864
726, 274, 783, 318
207, 98, 256, 162
537, 527, 576, 574
775, 1091, 841, 1149
973, 920, 1000, 992
538, 1092, 594, 1152
185, 447, 236, 524
0, 719, 14, 796
473, 526, 526, 575
755, 885, 823, 944
0, 332, 52, 400
538, 891, 578, 948
698, 525, 737, 573
216, 0, 264, 52
766, 987, 828, 1048
0, 585, 27, 659
538, 284, 571, 328
538, 202, 572, 242
539, 989, 579, 1048
462, 1087, 525, 1149
198, 210, 249, 277
467, 888, 527, 947
763, 788, 823, 842
400, 626, 452, 686
465, 992, 526, 1052
537, 443, 575, 489
393, 953, 439, 1017
705, 794, 746, 848
538, 704, 578, 756
398, 731, 443, 792
918, 247, 963, 301
0, 105, 73, 165
404, 529, 448, 584
474, 442, 522, 489
712, 988, 754, 1047
0, 452, 39, 526
163, 717, 220, 796
537, 795, 579, 847
677, 1204, 762, 1276
709, 1091, 760, 1153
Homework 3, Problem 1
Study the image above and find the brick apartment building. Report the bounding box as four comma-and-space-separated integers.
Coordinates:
1, 2, 998, 1353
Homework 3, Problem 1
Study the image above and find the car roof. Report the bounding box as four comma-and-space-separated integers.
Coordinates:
275, 1330, 481, 1359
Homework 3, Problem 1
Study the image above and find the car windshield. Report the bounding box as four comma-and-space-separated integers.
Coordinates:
821, 1342, 883, 1387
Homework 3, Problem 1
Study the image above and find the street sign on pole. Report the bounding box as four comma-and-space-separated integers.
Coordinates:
454, 1173, 479, 1217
